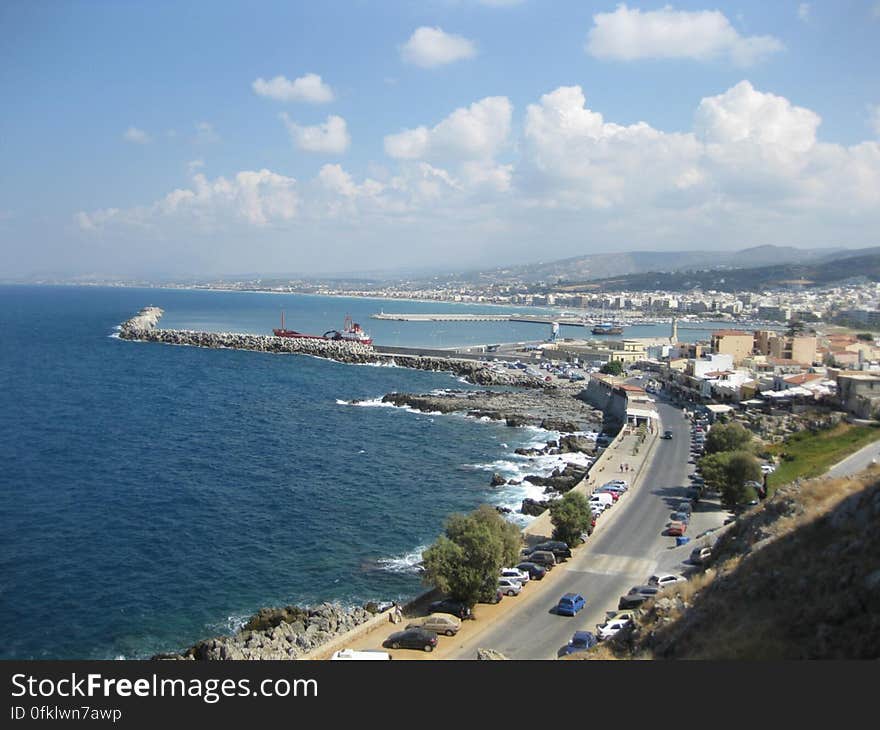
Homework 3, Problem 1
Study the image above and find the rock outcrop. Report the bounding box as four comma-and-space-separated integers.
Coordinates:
156, 603, 379, 661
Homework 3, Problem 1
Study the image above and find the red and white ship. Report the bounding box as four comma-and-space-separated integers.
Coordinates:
273, 312, 373, 345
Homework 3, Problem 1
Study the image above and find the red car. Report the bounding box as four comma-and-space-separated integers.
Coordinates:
667, 521, 687, 536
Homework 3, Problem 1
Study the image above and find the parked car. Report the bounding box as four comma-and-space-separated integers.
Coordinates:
405, 613, 462, 637
597, 618, 632, 641
676, 501, 693, 515
500, 567, 530, 584
648, 573, 686, 588
556, 593, 586, 616
601, 609, 639, 625
670, 511, 691, 524
526, 550, 557, 569
690, 546, 712, 565
599, 482, 628, 494
561, 630, 598, 656
331, 649, 392, 660
594, 487, 622, 502
531, 540, 573, 560
498, 577, 523, 596
383, 628, 438, 652
516, 561, 547, 580
667, 520, 687, 536
618, 593, 650, 610
589, 493, 613, 511
604, 479, 629, 489
428, 599, 472, 620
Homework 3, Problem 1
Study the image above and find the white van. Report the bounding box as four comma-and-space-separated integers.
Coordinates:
330, 649, 392, 660
589, 492, 614, 509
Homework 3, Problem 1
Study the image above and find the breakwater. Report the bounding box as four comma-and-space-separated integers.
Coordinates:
118, 307, 546, 387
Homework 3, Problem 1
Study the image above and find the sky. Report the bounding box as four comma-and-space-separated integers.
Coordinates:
1, 0, 879, 279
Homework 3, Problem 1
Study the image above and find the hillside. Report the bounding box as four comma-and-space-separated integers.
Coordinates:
569, 251, 880, 293
587, 468, 880, 660
464, 245, 845, 286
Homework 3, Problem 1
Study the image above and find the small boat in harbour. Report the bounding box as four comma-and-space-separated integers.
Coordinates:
273, 312, 373, 345
591, 322, 624, 335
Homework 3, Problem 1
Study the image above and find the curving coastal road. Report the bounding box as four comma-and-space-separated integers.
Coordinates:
445, 397, 695, 659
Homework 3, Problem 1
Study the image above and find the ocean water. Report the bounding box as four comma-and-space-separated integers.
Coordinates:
0, 285, 603, 659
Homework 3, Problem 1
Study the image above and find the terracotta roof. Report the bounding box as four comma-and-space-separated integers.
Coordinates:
783, 373, 824, 385
617, 384, 646, 393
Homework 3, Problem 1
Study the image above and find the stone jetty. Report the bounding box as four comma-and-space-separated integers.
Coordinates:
117, 307, 546, 387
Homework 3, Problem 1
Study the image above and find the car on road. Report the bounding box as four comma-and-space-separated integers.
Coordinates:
675, 501, 693, 515
555, 593, 586, 616
597, 618, 632, 641
594, 487, 622, 502
661, 430, 673, 439
526, 550, 557, 569
405, 613, 462, 637
667, 520, 687, 536
618, 587, 659, 610
498, 577, 523, 596
599, 483, 628, 494
428, 599, 472, 620
516, 561, 547, 580
500, 567, 530, 584
690, 546, 712, 565
531, 540, 573, 560
561, 631, 598, 656
648, 573, 686, 588
383, 628, 438, 652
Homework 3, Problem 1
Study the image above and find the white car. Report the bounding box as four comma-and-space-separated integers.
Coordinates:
761, 464, 776, 474
589, 493, 614, 509
648, 573, 686, 588
597, 618, 632, 641
500, 568, 530, 584
498, 577, 523, 596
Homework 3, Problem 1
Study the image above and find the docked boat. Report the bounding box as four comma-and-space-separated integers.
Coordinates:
273, 312, 373, 345
591, 322, 625, 335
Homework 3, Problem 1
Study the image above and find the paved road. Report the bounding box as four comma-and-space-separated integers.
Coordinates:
827, 438, 880, 478
446, 397, 696, 659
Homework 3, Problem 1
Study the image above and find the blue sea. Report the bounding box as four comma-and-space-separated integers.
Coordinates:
0, 285, 712, 659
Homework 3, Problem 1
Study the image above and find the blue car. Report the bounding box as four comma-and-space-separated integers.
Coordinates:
556, 592, 586, 616
561, 630, 598, 656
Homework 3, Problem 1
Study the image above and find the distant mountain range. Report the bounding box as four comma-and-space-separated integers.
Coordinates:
463, 245, 857, 286
561, 248, 880, 293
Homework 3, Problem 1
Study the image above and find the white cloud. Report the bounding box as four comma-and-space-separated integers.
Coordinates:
384, 96, 512, 161
76, 82, 880, 274
586, 4, 784, 66
195, 121, 220, 144
797, 3, 811, 22
401, 26, 477, 68
694, 80, 820, 152
252, 73, 335, 103
123, 127, 151, 144
77, 169, 299, 231
187, 159, 205, 173
281, 113, 350, 154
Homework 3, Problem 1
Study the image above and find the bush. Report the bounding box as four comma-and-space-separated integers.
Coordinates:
550, 492, 593, 547
599, 360, 624, 376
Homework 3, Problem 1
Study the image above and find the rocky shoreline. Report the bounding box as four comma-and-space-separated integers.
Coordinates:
118, 306, 545, 387
154, 603, 384, 660
374, 388, 605, 516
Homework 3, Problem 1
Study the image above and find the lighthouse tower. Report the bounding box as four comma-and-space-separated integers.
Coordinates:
670, 317, 678, 344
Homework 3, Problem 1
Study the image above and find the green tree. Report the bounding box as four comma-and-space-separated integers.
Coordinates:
703, 422, 754, 455
600, 360, 624, 376
857, 333, 874, 342
421, 505, 522, 608
697, 451, 732, 491
550, 492, 593, 547
720, 451, 762, 507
